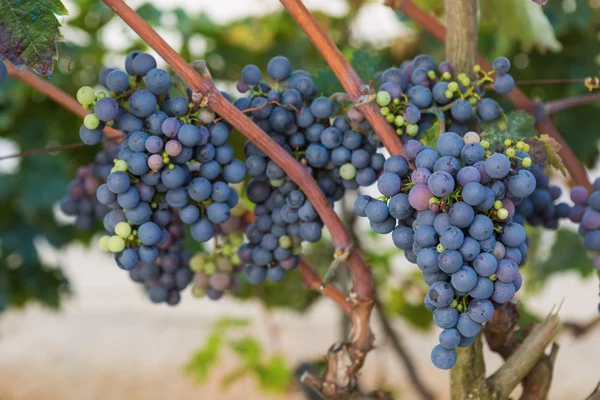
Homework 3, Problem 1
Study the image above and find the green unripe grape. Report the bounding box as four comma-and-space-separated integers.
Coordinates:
106, 120, 114, 127
504, 139, 513, 147
449, 299, 458, 308
216, 257, 233, 273
340, 163, 357, 180
460, 77, 471, 86
429, 197, 440, 205
456, 304, 464, 312
427, 70, 436, 79
480, 140, 490, 149
115, 221, 132, 238
489, 274, 498, 281
522, 143, 531, 152
231, 254, 241, 265
522, 158, 532, 168
96, 92, 107, 100
113, 159, 128, 172
396, 128, 403, 135
497, 208, 509, 220
473, 65, 481, 73
84, 113, 100, 130
393, 98, 400, 105
385, 114, 395, 123
457, 73, 467, 80
192, 286, 206, 298
99, 235, 110, 252
505, 148, 516, 157
168, 164, 175, 170
270, 178, 284, 187
380, 106, 390, 116
516, 141, 525, 150
494, 200, 503, 210
448, 82, 459, 92
107, 236, 125, 253
230, 234, 244, 247
436, 243, 445, 253
376, 91, 392, 107
394, 115, 406, 126
221, 244, 233, 257
445, 90, 453, 99
442, 72, 451, 80
468, 97, 477, 105
77, 86, 96, 106
406, 124, 419, 136
190, 253, 206, 272
204, 261, 217, 275
279, 235, 292, 249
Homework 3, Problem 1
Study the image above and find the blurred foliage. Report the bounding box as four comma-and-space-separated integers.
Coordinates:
185, 316, 292, 394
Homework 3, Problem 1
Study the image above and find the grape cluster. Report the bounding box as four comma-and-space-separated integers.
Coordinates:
234, 56, 385, 283
375, 55, 514, 140
514, 165, 571, 229
59, 145, 118, 229
356, 131, 534, 369
75, 51, 247, 304
573, 180, 600, 271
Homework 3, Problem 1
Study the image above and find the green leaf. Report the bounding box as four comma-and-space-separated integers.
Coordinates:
0, 0, 68, 76
135, 3, 161, 25
255, 356, 292, 393
385, 284, 433, 331
480, 111, 536, 146
350, 49, 379, 85
184, 333, 223, 382
213, 316, 251, 333
525, 228, 595, 292
480, 0, 561, 53
229, 336, 262, 365
537, 135, 567, 176
419, 118, 440, 148
314, 67, 342, 96
220, 365, 250, 389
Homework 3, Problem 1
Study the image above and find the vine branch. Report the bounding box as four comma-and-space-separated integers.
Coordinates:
544, 92, 600, 115
299, 258, 352, 315
279, 0, 404, 157
385, 0, 593, 192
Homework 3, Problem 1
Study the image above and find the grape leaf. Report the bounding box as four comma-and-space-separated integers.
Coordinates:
0, 0, 68, 76
419, 118, 440, 148
537, 134, 567, 176
135, 3, 161, 25
314, 67, 342, 96
350, 49, 379, 85
480, 111, 536, 145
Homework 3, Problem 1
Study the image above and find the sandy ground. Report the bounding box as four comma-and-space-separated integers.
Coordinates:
0, 244, 598, 400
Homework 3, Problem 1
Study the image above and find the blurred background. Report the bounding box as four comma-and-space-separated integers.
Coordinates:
0, 0, 599, 399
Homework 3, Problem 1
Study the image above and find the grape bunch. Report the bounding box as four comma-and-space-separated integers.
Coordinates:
375, 54, 514, 140
74, 51, 247, 303
573, 180, 600, 271
356, 131, 535, 369
234, 56, 385, 283
513, 165, 571, 229
59, 144, 118, 229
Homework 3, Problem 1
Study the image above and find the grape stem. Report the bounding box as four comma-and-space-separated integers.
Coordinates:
298, 259, 352, 315
5, 63, 122, 139
278, 0, 405, 157
544, 92, 600, 115
384, 0, 593, 192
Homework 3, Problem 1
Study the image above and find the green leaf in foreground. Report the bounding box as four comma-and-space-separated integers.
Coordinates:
0, 0, 68, 76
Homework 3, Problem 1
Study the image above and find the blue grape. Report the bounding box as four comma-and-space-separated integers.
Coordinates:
428, 281, 454, 307
449, 201, 475, 228
469, 277, 495, 299
494, 74, 514, 94
428, 171, 455, 197
456, 313, 481, 337
440, 226, 464, 250
451, 266, 478, 292
431, 345, 457, 370
439, 329, 461, 349
433, 306, 459, 328
145, 68, 172, 95
106, 70, 129, 92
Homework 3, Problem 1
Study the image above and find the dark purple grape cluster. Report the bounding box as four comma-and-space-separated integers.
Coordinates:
74, 51, 248, 304
513, 165, 571, 229
234, 56, 385, 284
356, 132, 535, 369
375, 55, 514, 141
572, 180, 600, 271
